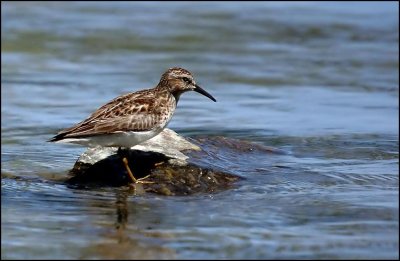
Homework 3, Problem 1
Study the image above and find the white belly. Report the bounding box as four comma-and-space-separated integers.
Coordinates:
56, 128, 163, 148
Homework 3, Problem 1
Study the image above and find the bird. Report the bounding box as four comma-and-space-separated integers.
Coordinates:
49, 67, 217, 184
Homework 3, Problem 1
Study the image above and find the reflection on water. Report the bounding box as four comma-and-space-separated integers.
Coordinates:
1, 1, 399, 259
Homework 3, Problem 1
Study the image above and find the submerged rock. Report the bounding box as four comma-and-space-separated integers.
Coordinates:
67, 128, 242, 195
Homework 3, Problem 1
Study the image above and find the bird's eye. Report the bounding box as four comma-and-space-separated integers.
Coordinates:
182, 77, 191, 84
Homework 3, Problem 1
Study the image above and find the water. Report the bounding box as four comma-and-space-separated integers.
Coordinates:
1, 2, 399, 259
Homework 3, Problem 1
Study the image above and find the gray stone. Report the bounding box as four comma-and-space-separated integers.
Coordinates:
77, 128, 201, 166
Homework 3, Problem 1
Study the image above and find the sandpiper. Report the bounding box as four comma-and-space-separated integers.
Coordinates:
50, 67, 216, 183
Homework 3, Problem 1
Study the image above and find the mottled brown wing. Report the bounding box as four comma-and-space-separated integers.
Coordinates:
50, 89, 169, 141
57, 113, 164, 139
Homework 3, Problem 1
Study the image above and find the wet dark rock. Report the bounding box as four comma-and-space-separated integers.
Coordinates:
67, 128, 242, 195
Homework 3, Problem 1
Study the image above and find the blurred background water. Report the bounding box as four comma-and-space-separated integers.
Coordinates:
1, 1, 399, 259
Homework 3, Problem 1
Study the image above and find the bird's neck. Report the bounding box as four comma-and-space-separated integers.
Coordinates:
172, 92, 182, 104
156, 83, 182, 104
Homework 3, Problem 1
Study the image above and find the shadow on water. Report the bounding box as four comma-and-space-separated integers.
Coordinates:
1, 171, 178, 259
78, 190, 177, 260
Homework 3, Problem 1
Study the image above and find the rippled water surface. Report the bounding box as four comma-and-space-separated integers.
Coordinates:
1, 2, 399, 259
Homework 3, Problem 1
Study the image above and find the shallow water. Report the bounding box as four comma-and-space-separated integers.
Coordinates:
1, 2, 399, 259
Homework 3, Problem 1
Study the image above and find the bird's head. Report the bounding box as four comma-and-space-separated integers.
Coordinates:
158, 67, 216, 102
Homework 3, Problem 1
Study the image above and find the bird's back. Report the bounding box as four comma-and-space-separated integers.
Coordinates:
50, 88, 176, 143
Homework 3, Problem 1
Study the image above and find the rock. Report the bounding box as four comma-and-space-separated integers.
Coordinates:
66, 128, 242, 195
76, 128, 201, 166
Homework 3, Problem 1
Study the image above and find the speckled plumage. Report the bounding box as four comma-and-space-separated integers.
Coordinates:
50, 67, 216, 148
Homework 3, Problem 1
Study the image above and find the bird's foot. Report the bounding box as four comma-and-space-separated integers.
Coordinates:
154, 161, 165, 167
135, 175, 154, 184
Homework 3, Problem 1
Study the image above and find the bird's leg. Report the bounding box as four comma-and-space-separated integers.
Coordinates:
118, 147, 154, 184
122, 157, 138, 183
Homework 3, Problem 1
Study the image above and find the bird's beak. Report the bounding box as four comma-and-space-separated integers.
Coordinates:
194, 84, 217, 102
